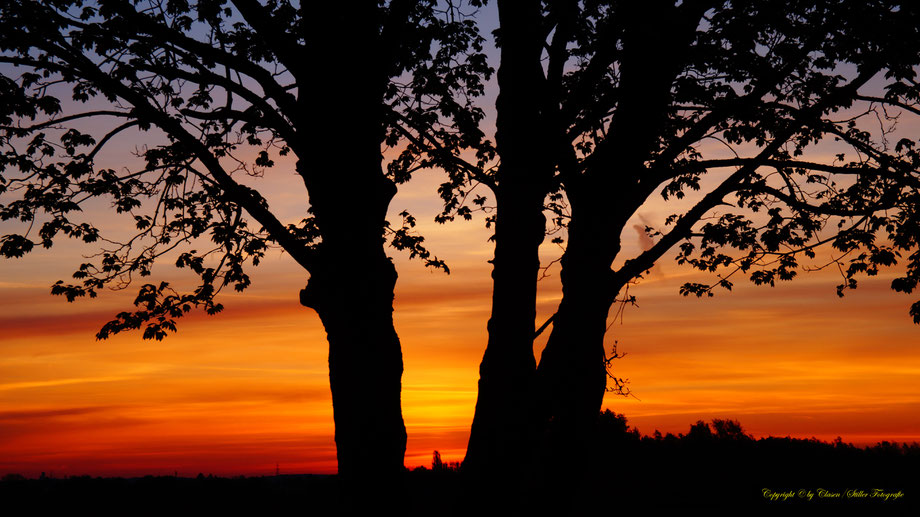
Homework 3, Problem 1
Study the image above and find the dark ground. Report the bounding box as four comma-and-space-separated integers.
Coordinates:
3, 417, 917, 515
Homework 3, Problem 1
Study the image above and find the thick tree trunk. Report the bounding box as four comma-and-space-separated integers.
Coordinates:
536, 257, 614, 461
464, 197, 544, 475
532, 187, 627, 506
297, 153, 407, 485
297, 4, 407, 492
298, 124, 402, 477
297, 147, 407, 504
463, 0, 551, 482
531, 3, 699, 480
299, 232, 407, 514
301, 249, 407, 479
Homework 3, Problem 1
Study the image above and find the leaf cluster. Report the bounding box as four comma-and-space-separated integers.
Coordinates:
0, 0, 492, 338
440, 1, 920, 323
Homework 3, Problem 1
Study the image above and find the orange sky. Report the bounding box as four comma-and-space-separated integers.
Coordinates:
2, 162, 919, 478
2, 11, 920, 478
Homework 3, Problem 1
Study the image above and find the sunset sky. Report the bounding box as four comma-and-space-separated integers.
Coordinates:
2, 5, 920, 479
2, 165, 918, 478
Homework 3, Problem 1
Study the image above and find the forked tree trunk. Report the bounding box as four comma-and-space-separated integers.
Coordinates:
532, 3, 700, 483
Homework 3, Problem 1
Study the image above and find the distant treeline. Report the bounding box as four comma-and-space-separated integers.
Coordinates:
2, 412, 916, 512
594, 409, 920, 453
539, 411, 919, 511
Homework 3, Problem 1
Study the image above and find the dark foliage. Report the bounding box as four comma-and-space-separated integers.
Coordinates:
463, 0, 920, 482
0, 0, 491, 339
0, 0, 495, 483
441, 1, 920, 321
542, 411, 920, 511
2, 416, 916, 514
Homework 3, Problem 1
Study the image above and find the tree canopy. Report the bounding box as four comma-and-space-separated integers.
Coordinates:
441, 0, 920, 321
455, 0, 920, 488
4, 0, 920, 503
0, 0, 492, 486
0, 0, 490, 337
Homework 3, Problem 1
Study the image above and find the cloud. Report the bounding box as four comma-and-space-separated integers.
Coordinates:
0, 406, 116, 421
0, 376, 139, 392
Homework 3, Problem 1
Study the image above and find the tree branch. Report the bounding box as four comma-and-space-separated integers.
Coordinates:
229, 0, 303, 79
43, 37, 316, 271
613, 64, 887, 292
745, 183, 898, 217
388, 108, 496, 191
688, 157, 871, 175
855, 94, 920, 117
0, 110, 134, 133
86, 120, 140, 160
132, 53, 298, 145
91, 2, 298, 119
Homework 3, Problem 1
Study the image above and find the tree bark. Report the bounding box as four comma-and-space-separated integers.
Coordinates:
532, 4, 702, 484
534, 263, 614, 457
295, 132, 407, 481
296, 155, 408, 501
463, 0, 552, 482
296, 4, 407, 489
533, 186, 625, 505
464, 194, 545, 476
301, 248, 407, 479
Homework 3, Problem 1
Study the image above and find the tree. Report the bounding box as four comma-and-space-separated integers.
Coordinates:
454, 0, 920, 491
710, 419, 752, 442
0, 0, 491, 487
461, 0, 554, 481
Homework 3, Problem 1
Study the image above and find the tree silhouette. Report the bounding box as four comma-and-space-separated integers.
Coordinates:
450, 0, 920, 484
687, 420, 714, 442
0, 0, 491, 485
711, 419, 753, 442
459, 0, 554, 480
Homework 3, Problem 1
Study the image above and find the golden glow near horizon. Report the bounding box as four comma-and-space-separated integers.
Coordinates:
3, 105, 920, 479
2, 174, 919, 477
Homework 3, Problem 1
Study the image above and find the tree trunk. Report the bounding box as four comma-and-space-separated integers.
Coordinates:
296, 4, 407, 492
533, 186, 627, 505
463, 0, 551, 482
464, 196, 545, 476
301, 249, 407, 479
535, 257, 613, 462
531, 3, 699, 480
296, 149, 407, 506
296, 150, 407, 487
